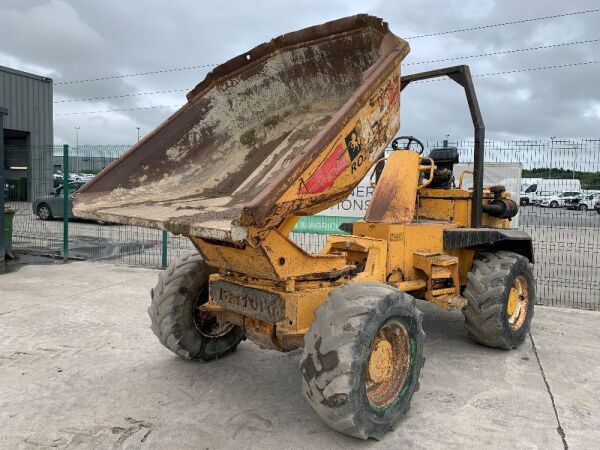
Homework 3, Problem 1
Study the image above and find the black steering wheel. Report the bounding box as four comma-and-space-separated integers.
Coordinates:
391, 136, 425, 154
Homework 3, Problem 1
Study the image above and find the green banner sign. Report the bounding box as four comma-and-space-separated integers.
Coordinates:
293, 215, 362, 235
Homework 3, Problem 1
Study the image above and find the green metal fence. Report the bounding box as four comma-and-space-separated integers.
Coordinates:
5, 144, 196, 268
4, 139, 600, 311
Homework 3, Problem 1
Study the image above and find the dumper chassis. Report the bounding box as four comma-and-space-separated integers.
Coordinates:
75, 15, 535, 440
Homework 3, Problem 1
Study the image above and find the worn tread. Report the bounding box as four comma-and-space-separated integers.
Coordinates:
301, 282, 425, 440
148, 253, 243, 361
462, 251, 535, 349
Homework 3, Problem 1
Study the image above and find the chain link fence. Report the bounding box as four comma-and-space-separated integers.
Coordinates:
4, 140, 599, 311
455, 139, 600, 311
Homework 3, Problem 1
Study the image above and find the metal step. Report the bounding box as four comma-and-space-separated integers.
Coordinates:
413, 251, 462, 310
430, 294, 468, 311
431, 287, 457, 296
431, 266, 453, 279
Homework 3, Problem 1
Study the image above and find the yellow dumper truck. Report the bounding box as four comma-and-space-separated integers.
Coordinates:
75, 15, 534, 439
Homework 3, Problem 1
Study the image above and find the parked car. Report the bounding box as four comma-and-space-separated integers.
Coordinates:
565, 193, 600, 211
68, 173, 84, 182
66, 172, 95, 183
595, 197, 600, 214
79, 173, 94, 182
539, 191, 581, 208
33, 181, 86, 220
520, 179, 581, 206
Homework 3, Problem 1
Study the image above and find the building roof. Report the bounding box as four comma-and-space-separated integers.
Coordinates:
0, 65, 52, 83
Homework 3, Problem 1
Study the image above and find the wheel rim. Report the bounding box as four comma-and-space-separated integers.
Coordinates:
365, 320, 412, 409
193, 289, 234, 338
38, 206, 50, 219
507, 275, 530, 331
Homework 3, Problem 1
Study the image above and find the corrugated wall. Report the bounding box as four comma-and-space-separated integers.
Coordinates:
0, 65, 53, 199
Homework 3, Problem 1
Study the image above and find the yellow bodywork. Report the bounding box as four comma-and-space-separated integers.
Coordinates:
69, 15, 514, 355
194, 148, 511, 352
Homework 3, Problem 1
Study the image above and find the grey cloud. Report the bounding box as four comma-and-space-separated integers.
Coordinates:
0, 0, 598, 145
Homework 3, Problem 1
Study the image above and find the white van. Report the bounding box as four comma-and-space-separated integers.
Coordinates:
520, 179, 581, 205
520, 178, 543, 193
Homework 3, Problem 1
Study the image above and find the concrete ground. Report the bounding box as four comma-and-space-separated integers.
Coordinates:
0, 259, 598, 449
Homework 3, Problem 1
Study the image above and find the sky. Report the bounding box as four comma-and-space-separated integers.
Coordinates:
0, 0, 599, 146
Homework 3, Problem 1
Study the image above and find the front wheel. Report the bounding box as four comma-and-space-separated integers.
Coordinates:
37, 203, 53, 220
148, 253, 244, 361
578, 204, 588, 211
301, 283, 425, 440
550, 201, 559, 208
463, 251, 535, 349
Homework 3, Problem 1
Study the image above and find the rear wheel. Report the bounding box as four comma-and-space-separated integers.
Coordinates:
301, 282, 425, 440
37, 203, 53, 220
148, 253, 244, 361
462, 251, 535, 349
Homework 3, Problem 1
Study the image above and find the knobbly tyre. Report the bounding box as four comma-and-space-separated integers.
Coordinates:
74, 15, 535, 439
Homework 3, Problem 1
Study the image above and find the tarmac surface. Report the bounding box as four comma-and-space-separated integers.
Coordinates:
1, 259, 599, 449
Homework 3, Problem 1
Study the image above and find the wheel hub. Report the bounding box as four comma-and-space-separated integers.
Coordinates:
507, 287, 519, 316
507, 275, 529, 331
367, 339, 393, 384
365, 320, 412, 409
193, 289, 234, 338
195, 308, 235, 337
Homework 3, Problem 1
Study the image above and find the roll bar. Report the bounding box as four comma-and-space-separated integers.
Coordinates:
400, 65, 485, 228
